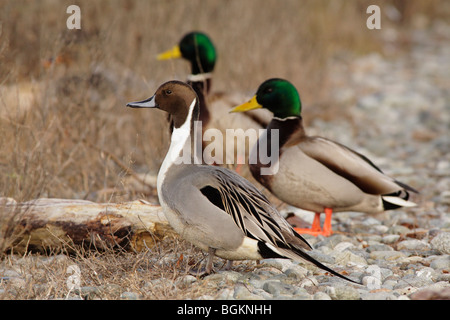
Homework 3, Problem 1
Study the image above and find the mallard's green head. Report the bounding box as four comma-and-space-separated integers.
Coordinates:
231, 78, 302, 119
158, 31, 216, 75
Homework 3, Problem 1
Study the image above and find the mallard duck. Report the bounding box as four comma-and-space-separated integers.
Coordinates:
231, 78, 418, 237
157, 31, 271, 167
126, 80, 356, 283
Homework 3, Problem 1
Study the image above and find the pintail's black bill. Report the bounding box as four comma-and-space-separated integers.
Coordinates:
126, 95, 157, 108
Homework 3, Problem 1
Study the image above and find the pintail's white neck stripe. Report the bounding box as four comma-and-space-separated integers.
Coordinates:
157, 98, 197, 193
170, 97, 196, 151
187, 73, 212, 82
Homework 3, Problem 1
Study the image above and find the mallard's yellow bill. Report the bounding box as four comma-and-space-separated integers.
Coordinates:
230, 96, 262, 113
157, 45, 182, 60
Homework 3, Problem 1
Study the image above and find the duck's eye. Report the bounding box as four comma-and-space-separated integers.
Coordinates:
165, 89, 172, 95
263, 87, 273, 94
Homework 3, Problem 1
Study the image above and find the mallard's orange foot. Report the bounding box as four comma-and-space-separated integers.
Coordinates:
294, 210, 333, 237
311, 212, 322, 232
294, 227, 333, 237
322, 208, 333, 237
294, 227, 323, 236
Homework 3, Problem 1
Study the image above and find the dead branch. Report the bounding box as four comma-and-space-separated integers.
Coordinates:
0, 198, 175, 254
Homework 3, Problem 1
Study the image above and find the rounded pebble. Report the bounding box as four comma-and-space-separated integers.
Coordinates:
397, 239, 431, 251
431, 232, 450, 254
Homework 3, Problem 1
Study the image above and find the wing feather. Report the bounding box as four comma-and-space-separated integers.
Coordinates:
298, 137, 417, 195
197, 166, 361, 283
200, 167, 311, 251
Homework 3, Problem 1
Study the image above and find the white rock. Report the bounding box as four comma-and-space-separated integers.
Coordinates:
333, 242, 355, 252
431, 232, 450, 254
397, 239, 431, 251
334, 251, 367, 267
313, 291, 332, 300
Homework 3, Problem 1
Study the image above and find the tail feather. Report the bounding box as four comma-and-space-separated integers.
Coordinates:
259, 242, 360, 284
382, 184, 418, 211
282, 245, 360, 284
394, 180, 419, 194
382, 195, 416, 209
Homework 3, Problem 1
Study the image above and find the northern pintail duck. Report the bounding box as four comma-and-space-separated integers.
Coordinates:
231, 78, 418, 237
126, 80, 356, 282
157, 32, 271, 166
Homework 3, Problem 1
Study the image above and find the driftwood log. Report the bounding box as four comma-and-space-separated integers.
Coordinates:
0, 198, 176, 254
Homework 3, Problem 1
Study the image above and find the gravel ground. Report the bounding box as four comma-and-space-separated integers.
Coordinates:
194, 21, 450, 301
198, 21, 450, 300
1, 23, 449, 301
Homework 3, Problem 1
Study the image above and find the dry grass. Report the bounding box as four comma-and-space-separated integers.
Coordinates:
1, 0, 446, 202
0, 238, 252, 299
0, 0, 448, 299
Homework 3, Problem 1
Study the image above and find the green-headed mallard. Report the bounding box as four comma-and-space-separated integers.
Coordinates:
231, 78, 418, 237
157, 31, 270, 167
126, 80, 357, 283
